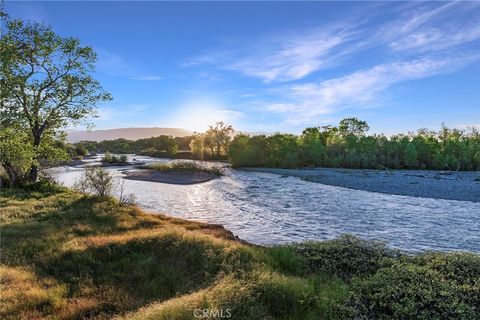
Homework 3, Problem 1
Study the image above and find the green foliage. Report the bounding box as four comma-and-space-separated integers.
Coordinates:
102, 152, 128, 164
338, 117, 369, 137
404, 143, 418, 168
228, 119, 480, 170
295, 234, 399, 281
343, 258, 479, 319
188, 122, 234, 160
74, 166, 115, 198
77, 135, 181, 157
0, 127, 36, 185
0, 127, 68, 185
0, 14, 111, 182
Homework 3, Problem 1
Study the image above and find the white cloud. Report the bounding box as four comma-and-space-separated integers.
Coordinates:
266, 54, 479, 123
390, 26, 480, 53
186, 2, 480, 84
226, 28, 353, 83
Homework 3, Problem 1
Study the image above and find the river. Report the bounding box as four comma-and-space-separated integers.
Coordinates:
50, 155, 480, 253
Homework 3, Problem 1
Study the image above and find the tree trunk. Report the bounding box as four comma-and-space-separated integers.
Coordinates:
2, 162, 18, 186
28, 128, 43, 183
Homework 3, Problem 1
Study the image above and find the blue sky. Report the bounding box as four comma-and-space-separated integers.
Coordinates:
5, 1, 480, 134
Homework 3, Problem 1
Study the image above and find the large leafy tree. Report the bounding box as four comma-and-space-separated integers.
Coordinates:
206, 121, 234, 157
0, 14, 111, 182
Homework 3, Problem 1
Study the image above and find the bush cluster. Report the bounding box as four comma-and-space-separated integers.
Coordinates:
294, 235, 480, 319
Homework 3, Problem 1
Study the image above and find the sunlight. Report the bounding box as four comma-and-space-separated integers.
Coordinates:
163, 98, 242, 132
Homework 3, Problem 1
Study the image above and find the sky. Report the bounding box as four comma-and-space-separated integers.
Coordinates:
4, 1, 480, 135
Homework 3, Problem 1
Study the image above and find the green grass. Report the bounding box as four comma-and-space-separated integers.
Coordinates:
139, 161, 223, 176
1, 185, 478, 319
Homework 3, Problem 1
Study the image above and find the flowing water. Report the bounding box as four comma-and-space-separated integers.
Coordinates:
50, 155, 480, 253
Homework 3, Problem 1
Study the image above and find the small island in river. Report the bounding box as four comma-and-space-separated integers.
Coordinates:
123, 161, 223, 185
123, 169, 218, 185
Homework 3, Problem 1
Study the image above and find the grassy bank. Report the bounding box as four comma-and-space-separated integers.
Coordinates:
1, 186, 479, 319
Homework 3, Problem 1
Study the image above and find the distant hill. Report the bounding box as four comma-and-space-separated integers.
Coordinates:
66, 127, 193, 142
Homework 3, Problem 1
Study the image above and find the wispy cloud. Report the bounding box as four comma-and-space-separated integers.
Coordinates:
226, 27, 356, 83
186, 2, 480, 85
266, 53, 479, 124
187, 23, 361, 83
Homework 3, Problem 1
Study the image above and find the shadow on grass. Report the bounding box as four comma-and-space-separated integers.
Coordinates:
44, 236, 224, 318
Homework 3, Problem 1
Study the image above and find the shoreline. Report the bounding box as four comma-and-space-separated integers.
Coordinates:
242, 167, 480, 203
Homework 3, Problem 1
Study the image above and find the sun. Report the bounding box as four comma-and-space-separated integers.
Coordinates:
164, 98, 241, 132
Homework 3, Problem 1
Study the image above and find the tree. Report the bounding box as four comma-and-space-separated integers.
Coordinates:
338, 118, 369, 137
300, 127, 325, 166
0, 15, 112, 182
189, 132, 205, 160
0, 127, 35, 185
206, 122, 234, 158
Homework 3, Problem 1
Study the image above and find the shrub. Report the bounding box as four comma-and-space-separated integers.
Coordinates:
342, 262, 478, 319
295, 234, 399, 281
102, 152, 128, 164
22, 174, 63, 194
412, 252, 480, 311
74, 167, 114, 198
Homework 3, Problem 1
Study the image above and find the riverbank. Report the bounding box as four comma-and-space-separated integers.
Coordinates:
244, 167, 480, 202
1, 185, 479, 319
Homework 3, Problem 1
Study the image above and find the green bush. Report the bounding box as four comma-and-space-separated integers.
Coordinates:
22, 176, 63, 194
413, 252, 480, 286
295, 235, 399, 281
102, 152, 128, 164
342, 262, 478, 319
412, 252, 480, 311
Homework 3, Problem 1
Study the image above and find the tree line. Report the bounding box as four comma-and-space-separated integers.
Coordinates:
72, 118, 480, 171
228, 118, 480, 170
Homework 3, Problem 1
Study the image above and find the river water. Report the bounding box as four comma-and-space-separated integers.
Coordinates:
50, 155, 480, 253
